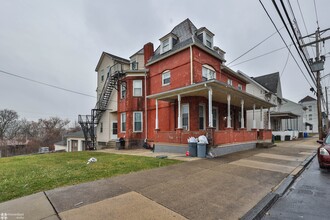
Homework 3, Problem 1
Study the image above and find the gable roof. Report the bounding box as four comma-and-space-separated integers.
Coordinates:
95, 52, 130, 71
299, 95, 316, 103
251, 72, 280, 94
147, 18, 226, 65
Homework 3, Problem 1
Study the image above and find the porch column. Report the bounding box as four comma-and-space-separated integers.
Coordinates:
155, 99, 159, 129
177, 94, 182, 129
241, 99, 245, 128
227, 94, 231, 128
260, 107, 264, 129
268, 108, 271, 130
252, 104, 256, 129
208, 88, 213, 127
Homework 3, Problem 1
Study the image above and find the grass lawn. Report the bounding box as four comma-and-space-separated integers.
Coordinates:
0, 151, 182, 202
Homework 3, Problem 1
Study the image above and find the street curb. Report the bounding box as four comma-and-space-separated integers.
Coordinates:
240, 152, 317, 220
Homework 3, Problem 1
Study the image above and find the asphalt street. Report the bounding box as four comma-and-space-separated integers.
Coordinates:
263, 156, 330, 220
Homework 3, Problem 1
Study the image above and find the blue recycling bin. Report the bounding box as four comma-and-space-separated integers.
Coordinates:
188, 142, 197, 157
304, 132, 308, 138
197, 143, 207, 158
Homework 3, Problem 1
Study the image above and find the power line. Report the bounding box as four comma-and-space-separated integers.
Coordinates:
259, 0, 315, 89
0, 69, 96, 98
227, 27, 284, 65
296, 0, 315, 57
276, 0, 316, 84
281, 44, 291, 77
228, 45, 288, 67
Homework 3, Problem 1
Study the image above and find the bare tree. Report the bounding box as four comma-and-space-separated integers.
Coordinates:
0, 109, 19, 140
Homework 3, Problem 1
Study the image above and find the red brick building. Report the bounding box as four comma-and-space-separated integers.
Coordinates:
115, 19, 274, 154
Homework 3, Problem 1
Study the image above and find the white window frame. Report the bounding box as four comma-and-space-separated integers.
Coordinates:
205, 32, 213, 48
162, 70, 171, 86
202, 65, 215, 81
227, 78, 233, 86
131, 58, 138, 70
182, 104, 189, 130
121, 113, 126, 133
133, 80, 142, 96
199, 104, 206, 130
238, 84, 243, 91
309, 114, 312, 120
133, 111, 143, 132
161, 38, 172, 54
120, 83, 126, 99
100, 69, 104, 82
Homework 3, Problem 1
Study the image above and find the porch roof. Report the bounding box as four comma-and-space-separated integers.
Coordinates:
270, 111, 300, 119
146, 80, 275, 110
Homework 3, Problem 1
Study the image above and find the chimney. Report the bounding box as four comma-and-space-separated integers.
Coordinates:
143, 42, 154, 66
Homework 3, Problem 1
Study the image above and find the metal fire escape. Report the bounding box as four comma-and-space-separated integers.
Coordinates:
78, 63, 125, 150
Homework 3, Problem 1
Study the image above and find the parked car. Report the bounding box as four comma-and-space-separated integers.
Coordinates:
38, 147, 50, 154
317, 136, 330, 168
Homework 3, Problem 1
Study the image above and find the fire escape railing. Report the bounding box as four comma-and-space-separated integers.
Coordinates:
78, 63, 125, 150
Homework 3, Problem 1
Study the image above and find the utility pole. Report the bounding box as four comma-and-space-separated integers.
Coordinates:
326, 86, 329, 132
301, 27, 330, 140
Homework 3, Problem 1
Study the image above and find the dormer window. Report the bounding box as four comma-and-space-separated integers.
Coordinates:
162, 38, 170, 53
160, 33, 177, 54
197, 28, 214, 49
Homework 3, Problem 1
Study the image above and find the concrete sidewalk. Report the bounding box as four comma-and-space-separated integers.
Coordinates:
0, 137, 318, 220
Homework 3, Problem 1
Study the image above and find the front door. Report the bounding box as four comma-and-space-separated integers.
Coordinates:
111, 121, 118, 140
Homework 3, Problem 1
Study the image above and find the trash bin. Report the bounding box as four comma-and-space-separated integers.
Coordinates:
272, 135, 275, 144
188, 142, 197, 157
197, 143, 207, 158
304, 132, 308, 138
116, 138, 125, 150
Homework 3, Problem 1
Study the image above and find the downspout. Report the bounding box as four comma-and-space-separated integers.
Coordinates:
144, 70, 148, 140
190, 35, 195, 84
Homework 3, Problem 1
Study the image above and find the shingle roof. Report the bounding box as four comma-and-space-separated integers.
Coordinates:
147, 18, 225, 64
251, 72, 280, 94
299, 95, 316, 103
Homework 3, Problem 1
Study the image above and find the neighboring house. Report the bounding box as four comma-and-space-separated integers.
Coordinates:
54, 130, 90, 152
278, 98, 305, 132
299, 95, 318, 133
0, 140, 29, 157
79, 18, 275, 155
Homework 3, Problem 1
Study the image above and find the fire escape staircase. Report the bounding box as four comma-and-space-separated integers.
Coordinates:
78, 63, 125, 149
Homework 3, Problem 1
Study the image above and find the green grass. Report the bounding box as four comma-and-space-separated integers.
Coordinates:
0, 151, 182, 202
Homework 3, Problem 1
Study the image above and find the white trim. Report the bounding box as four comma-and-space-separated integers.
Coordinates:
120, 83, 126, 99
120, 113, 126, 133
133, 111, 143, 132
162, 70, 171, 86
133, 80, 143, 96
182, 103, 189, 130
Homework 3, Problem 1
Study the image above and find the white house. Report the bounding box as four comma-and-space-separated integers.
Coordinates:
299, 95, 318, 133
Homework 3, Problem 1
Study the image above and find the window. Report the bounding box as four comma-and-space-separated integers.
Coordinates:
205, 33, 213, 48
199, 104, 205, 130
162, 71, 171, 86
106, 65, 110, 78
131, 61, 138, 70
100, 122, 103, 133
212, 107, 218, 129
133, 112, 143, 132
100, 69, 104, 82
227, 79, 233, 86
182, 104, 189, 130
162, 38, 170, 53
121, 113, 126, 132
202, 66, 215, 81
309, 114, 312, 120
120, 83, 126, 99
308, 105, 312, 111
133, 80, 142, 96
238, 84, 242, 90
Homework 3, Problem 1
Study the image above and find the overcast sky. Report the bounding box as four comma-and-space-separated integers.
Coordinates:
1, 0, 329, 125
